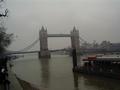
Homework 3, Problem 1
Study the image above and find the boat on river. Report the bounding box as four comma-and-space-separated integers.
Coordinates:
75, 54, 120, 79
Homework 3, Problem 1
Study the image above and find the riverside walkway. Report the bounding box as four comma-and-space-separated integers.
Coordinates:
8, 65, 23, 90
0, 61, 23, 90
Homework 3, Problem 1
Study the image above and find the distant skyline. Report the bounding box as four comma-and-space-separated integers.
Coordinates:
5, 0, 120, 51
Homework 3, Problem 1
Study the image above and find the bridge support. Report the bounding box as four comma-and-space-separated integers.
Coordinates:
71, 27, 80, 54
71, 27, 80, 69
39, 26, 51, 58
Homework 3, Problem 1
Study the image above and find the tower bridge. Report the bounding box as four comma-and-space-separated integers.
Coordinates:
1, 26, 81, 58
39, 26, 80, 58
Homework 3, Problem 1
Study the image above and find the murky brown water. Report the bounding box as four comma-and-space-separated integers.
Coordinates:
12, 54, 120, 90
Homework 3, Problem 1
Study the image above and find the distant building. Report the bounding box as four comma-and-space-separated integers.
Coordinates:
80, 42, 120, 53
109, 43, 120, 52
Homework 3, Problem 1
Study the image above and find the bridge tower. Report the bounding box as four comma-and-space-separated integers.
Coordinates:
39, 26, 51, 58
71, 27, 80, 54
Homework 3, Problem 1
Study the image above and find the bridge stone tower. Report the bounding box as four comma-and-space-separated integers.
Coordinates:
39, 26, 80, 58
39, 26, 51, 58
71, 27, 80, 54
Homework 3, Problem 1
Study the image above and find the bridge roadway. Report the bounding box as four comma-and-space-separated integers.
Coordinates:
0, 49, 68, 56
1, 49, 119, 56
47, 34, 71, 37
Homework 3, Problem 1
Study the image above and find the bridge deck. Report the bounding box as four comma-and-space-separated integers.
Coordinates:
0, 49, 68, 55
47, 34, 71, 37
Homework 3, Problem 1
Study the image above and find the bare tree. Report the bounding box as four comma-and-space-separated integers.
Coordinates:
0, 9, 8, 17
0, 0, 13, 54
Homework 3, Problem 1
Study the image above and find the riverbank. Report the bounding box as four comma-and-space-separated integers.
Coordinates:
16, 77, 40, 90
8, 60, 39, 90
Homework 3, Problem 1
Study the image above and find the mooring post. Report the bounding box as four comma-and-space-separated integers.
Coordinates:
72, 49, 78, 71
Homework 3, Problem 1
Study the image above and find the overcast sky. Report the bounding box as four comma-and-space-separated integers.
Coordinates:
5, 0, 120, 51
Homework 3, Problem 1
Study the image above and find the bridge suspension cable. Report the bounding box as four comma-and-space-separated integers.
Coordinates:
13, 33, 87, 53
19, 38, 39, 52
79, 36, 87, 44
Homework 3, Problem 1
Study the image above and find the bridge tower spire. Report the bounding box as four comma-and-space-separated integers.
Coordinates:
39, 26, 51, 58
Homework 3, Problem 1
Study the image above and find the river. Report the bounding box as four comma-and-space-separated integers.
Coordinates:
12, 54, 120, 90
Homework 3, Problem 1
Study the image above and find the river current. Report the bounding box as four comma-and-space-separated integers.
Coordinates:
12, 54, 120, 90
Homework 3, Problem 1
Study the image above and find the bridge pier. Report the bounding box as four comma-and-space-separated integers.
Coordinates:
39, 26, 51, 58
71, 27, 80, 69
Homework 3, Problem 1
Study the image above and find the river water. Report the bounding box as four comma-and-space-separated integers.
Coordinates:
12, 54, 120, 90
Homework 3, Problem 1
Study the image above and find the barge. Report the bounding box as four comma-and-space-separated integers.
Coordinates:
74, 54, 120, 79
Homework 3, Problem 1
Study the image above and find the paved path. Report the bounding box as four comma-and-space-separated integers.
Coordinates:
0, 61, 23, 90
8, 69, 23, 90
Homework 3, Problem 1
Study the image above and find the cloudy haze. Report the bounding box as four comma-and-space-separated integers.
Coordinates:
6, 0, 120, 51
